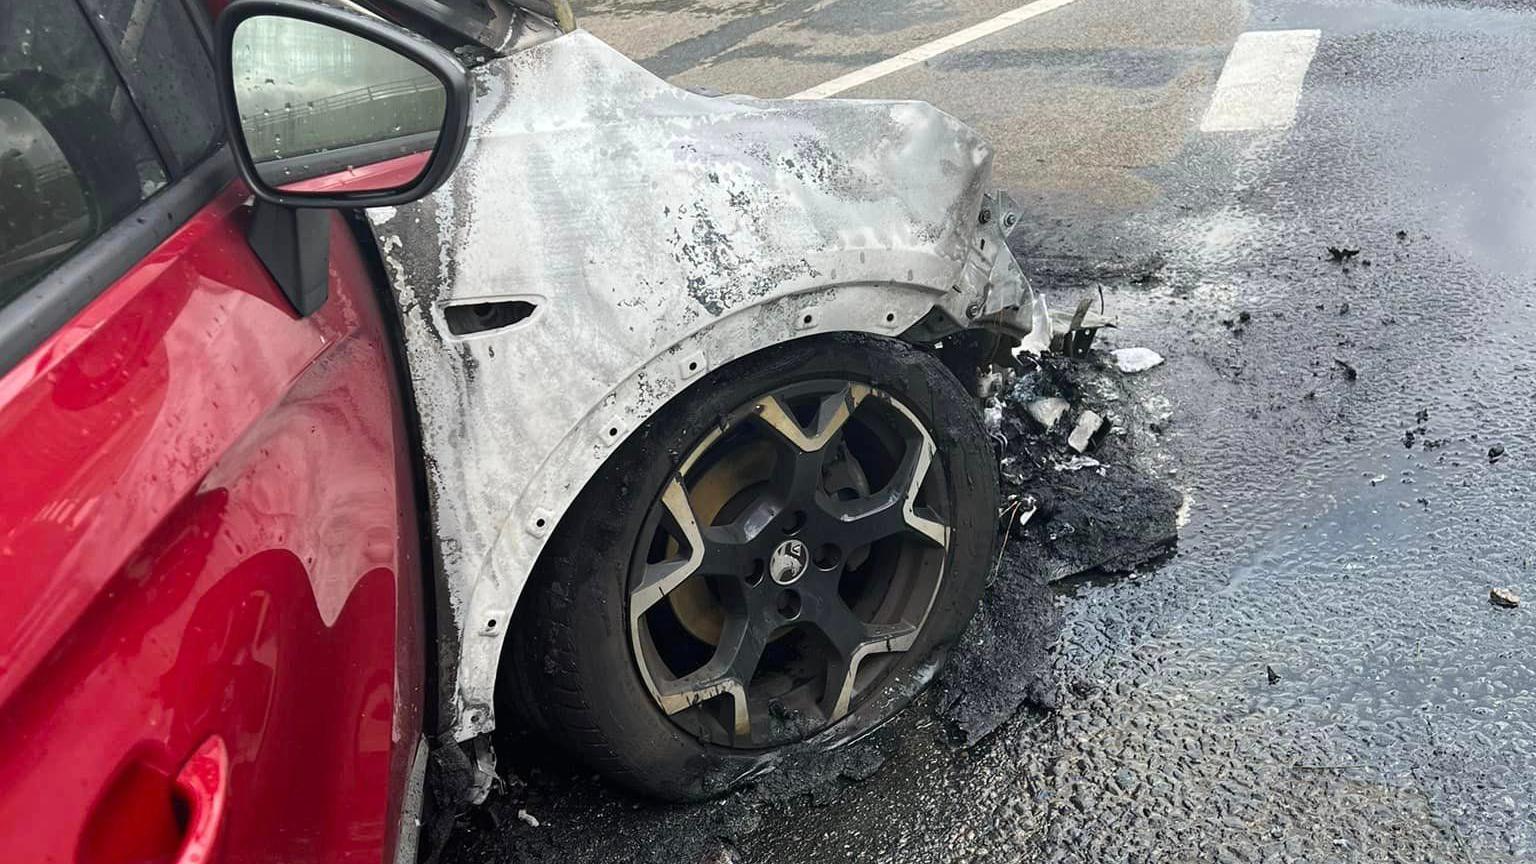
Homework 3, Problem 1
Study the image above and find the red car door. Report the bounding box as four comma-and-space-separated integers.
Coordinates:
0, 2, 426, 862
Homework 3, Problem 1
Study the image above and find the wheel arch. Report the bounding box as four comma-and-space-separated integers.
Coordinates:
453, 281, 959, 742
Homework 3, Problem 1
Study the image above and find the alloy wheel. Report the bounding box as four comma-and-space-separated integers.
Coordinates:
627, 379, 952, 748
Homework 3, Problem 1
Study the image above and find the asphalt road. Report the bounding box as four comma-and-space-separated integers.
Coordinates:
448, 1, 1536, 861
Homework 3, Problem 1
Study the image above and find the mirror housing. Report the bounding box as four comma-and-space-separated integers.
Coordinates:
215, 0, 471, 210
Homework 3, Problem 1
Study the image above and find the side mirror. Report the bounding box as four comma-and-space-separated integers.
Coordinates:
216, 0, 471, 210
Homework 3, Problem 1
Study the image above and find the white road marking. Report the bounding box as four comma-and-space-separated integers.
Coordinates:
1201, 29, 1322, 132
791, 0, 1086, 100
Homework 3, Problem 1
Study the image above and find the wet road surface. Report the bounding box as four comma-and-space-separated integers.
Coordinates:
448, 1, 1536, 861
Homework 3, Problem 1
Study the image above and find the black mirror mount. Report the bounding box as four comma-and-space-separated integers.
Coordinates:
215, 0, 472, 211
248, 199, 331, 317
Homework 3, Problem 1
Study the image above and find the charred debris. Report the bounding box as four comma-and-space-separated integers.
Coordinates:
935, 294, 1183, 744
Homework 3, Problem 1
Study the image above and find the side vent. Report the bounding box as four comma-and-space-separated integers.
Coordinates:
443, 300, 538, 336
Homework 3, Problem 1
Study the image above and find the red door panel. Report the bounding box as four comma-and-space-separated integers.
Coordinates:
0, 179, 423, 864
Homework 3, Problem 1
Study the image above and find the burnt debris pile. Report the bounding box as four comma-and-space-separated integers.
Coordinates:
939, 342, 1183, 744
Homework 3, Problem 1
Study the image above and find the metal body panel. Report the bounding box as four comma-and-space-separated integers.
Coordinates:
368, 30, 1032, 740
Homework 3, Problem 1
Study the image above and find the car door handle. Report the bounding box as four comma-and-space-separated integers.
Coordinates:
172, 735, 230, 864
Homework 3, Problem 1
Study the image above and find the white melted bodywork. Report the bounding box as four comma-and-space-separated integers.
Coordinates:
367, 30, 1037, 742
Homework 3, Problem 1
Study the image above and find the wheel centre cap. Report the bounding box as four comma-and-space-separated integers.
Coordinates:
769, 539, 810, 585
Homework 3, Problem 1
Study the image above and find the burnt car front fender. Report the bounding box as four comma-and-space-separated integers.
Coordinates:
367, 30, 1041, 743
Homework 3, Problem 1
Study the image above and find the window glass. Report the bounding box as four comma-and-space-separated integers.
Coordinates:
0, 1, 168, 304
78, 0, 222, 175
232, 17, 445, 165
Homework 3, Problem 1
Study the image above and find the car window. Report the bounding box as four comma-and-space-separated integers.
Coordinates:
0, 1, 168, 305
231, 17, 445, 167
77, 0, 221, 176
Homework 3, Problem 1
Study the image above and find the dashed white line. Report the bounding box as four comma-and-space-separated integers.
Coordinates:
791, 0, 1086, 100
1201, 29, 1322, 132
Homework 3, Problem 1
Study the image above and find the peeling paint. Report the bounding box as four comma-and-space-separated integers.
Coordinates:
366, 29, 1038, 741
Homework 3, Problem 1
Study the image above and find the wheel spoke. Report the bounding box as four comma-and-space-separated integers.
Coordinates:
754, 388, 872, 504
702, 490, 779, 548
823, 489, 908, 549
822, 434, 947, 549
785, 444, 830, 504
652, 616, 765, 738
629, 477, 705, 616
698, 525, 761, 578
752, 384, 870, 453
813, 598, 919, 720
895, 436, 948, 547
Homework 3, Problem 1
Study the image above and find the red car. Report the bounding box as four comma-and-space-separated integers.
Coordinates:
1, 2, 432, 861
0, 1, 1044, 860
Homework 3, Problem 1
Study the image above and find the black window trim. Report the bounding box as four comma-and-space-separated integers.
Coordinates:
177, 0, 219, 56
76, 0, 222, 180
74, 0, 179, 179
0, 0, 236, 376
